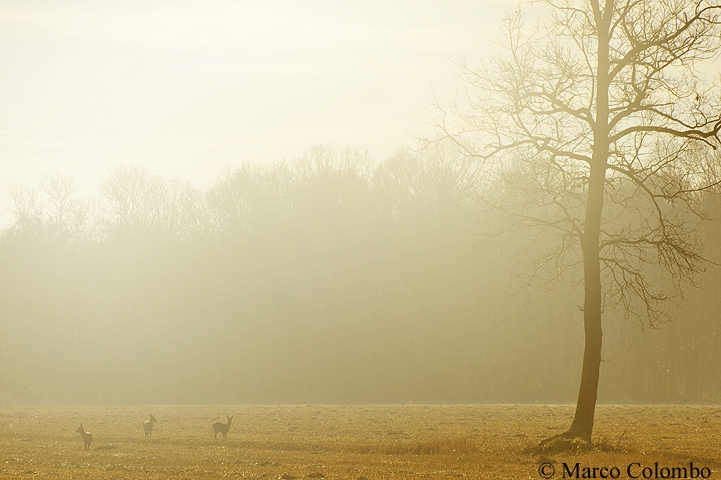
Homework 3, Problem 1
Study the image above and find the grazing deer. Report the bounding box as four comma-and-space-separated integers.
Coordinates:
213, 415, 233, 439
76, 424, 93, 450
143, 414, 157, 437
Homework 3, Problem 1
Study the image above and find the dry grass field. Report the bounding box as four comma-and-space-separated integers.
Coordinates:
1, 405, 720, 479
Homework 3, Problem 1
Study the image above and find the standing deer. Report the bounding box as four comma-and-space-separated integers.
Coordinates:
213, 415, 233, 439
143, 414, 157, 437
76, 424, 93, 450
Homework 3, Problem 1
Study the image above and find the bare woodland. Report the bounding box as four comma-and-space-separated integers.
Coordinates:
0, 144, 720, 409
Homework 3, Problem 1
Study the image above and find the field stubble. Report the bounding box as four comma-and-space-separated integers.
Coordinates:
0, 405, 719, 479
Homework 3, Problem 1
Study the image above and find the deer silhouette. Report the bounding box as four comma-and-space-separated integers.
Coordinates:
143, 414, 157, 437
76, 424, 93, 450
213, 415, 233, 439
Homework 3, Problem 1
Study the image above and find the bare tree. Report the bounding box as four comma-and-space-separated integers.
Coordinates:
39, 172, 98, 246
40, 171, 77, 230
428, 0, 721, 445
8, 184, 44, 235
99, 164, 152, 231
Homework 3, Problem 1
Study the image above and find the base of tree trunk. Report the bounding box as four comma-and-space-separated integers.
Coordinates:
524, 431, 593, 456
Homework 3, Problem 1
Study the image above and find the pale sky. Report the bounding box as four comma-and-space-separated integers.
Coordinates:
0, 0, 506, 225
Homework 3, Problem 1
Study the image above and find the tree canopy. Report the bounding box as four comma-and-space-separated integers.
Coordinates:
427, 0, 721, 443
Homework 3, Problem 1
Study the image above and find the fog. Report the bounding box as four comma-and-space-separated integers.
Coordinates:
1, 145, 720, 405
0, 0, 502, 226
1, 2, 721, 406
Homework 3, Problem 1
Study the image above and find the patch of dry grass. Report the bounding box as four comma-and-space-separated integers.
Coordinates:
0, 405, 719, 479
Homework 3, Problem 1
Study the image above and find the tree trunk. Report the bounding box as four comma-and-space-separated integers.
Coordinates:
561, 0, 611, 443
565, 189, 605, 442
537, 160, 605, 448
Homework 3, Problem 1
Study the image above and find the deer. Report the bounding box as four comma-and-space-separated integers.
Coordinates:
213, 415, 233, 439
76, 424, 93, 450
143, 414, 157, 437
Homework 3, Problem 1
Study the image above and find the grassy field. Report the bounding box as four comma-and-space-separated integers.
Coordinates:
1, 405, 720, 479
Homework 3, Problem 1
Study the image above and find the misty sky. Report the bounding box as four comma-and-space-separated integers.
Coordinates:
0, 0, 507, 225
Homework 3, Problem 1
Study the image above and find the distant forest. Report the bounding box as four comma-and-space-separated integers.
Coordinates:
1, 144, 720, 405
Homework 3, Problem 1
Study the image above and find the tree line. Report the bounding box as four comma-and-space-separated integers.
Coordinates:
0, 144, 719, 405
